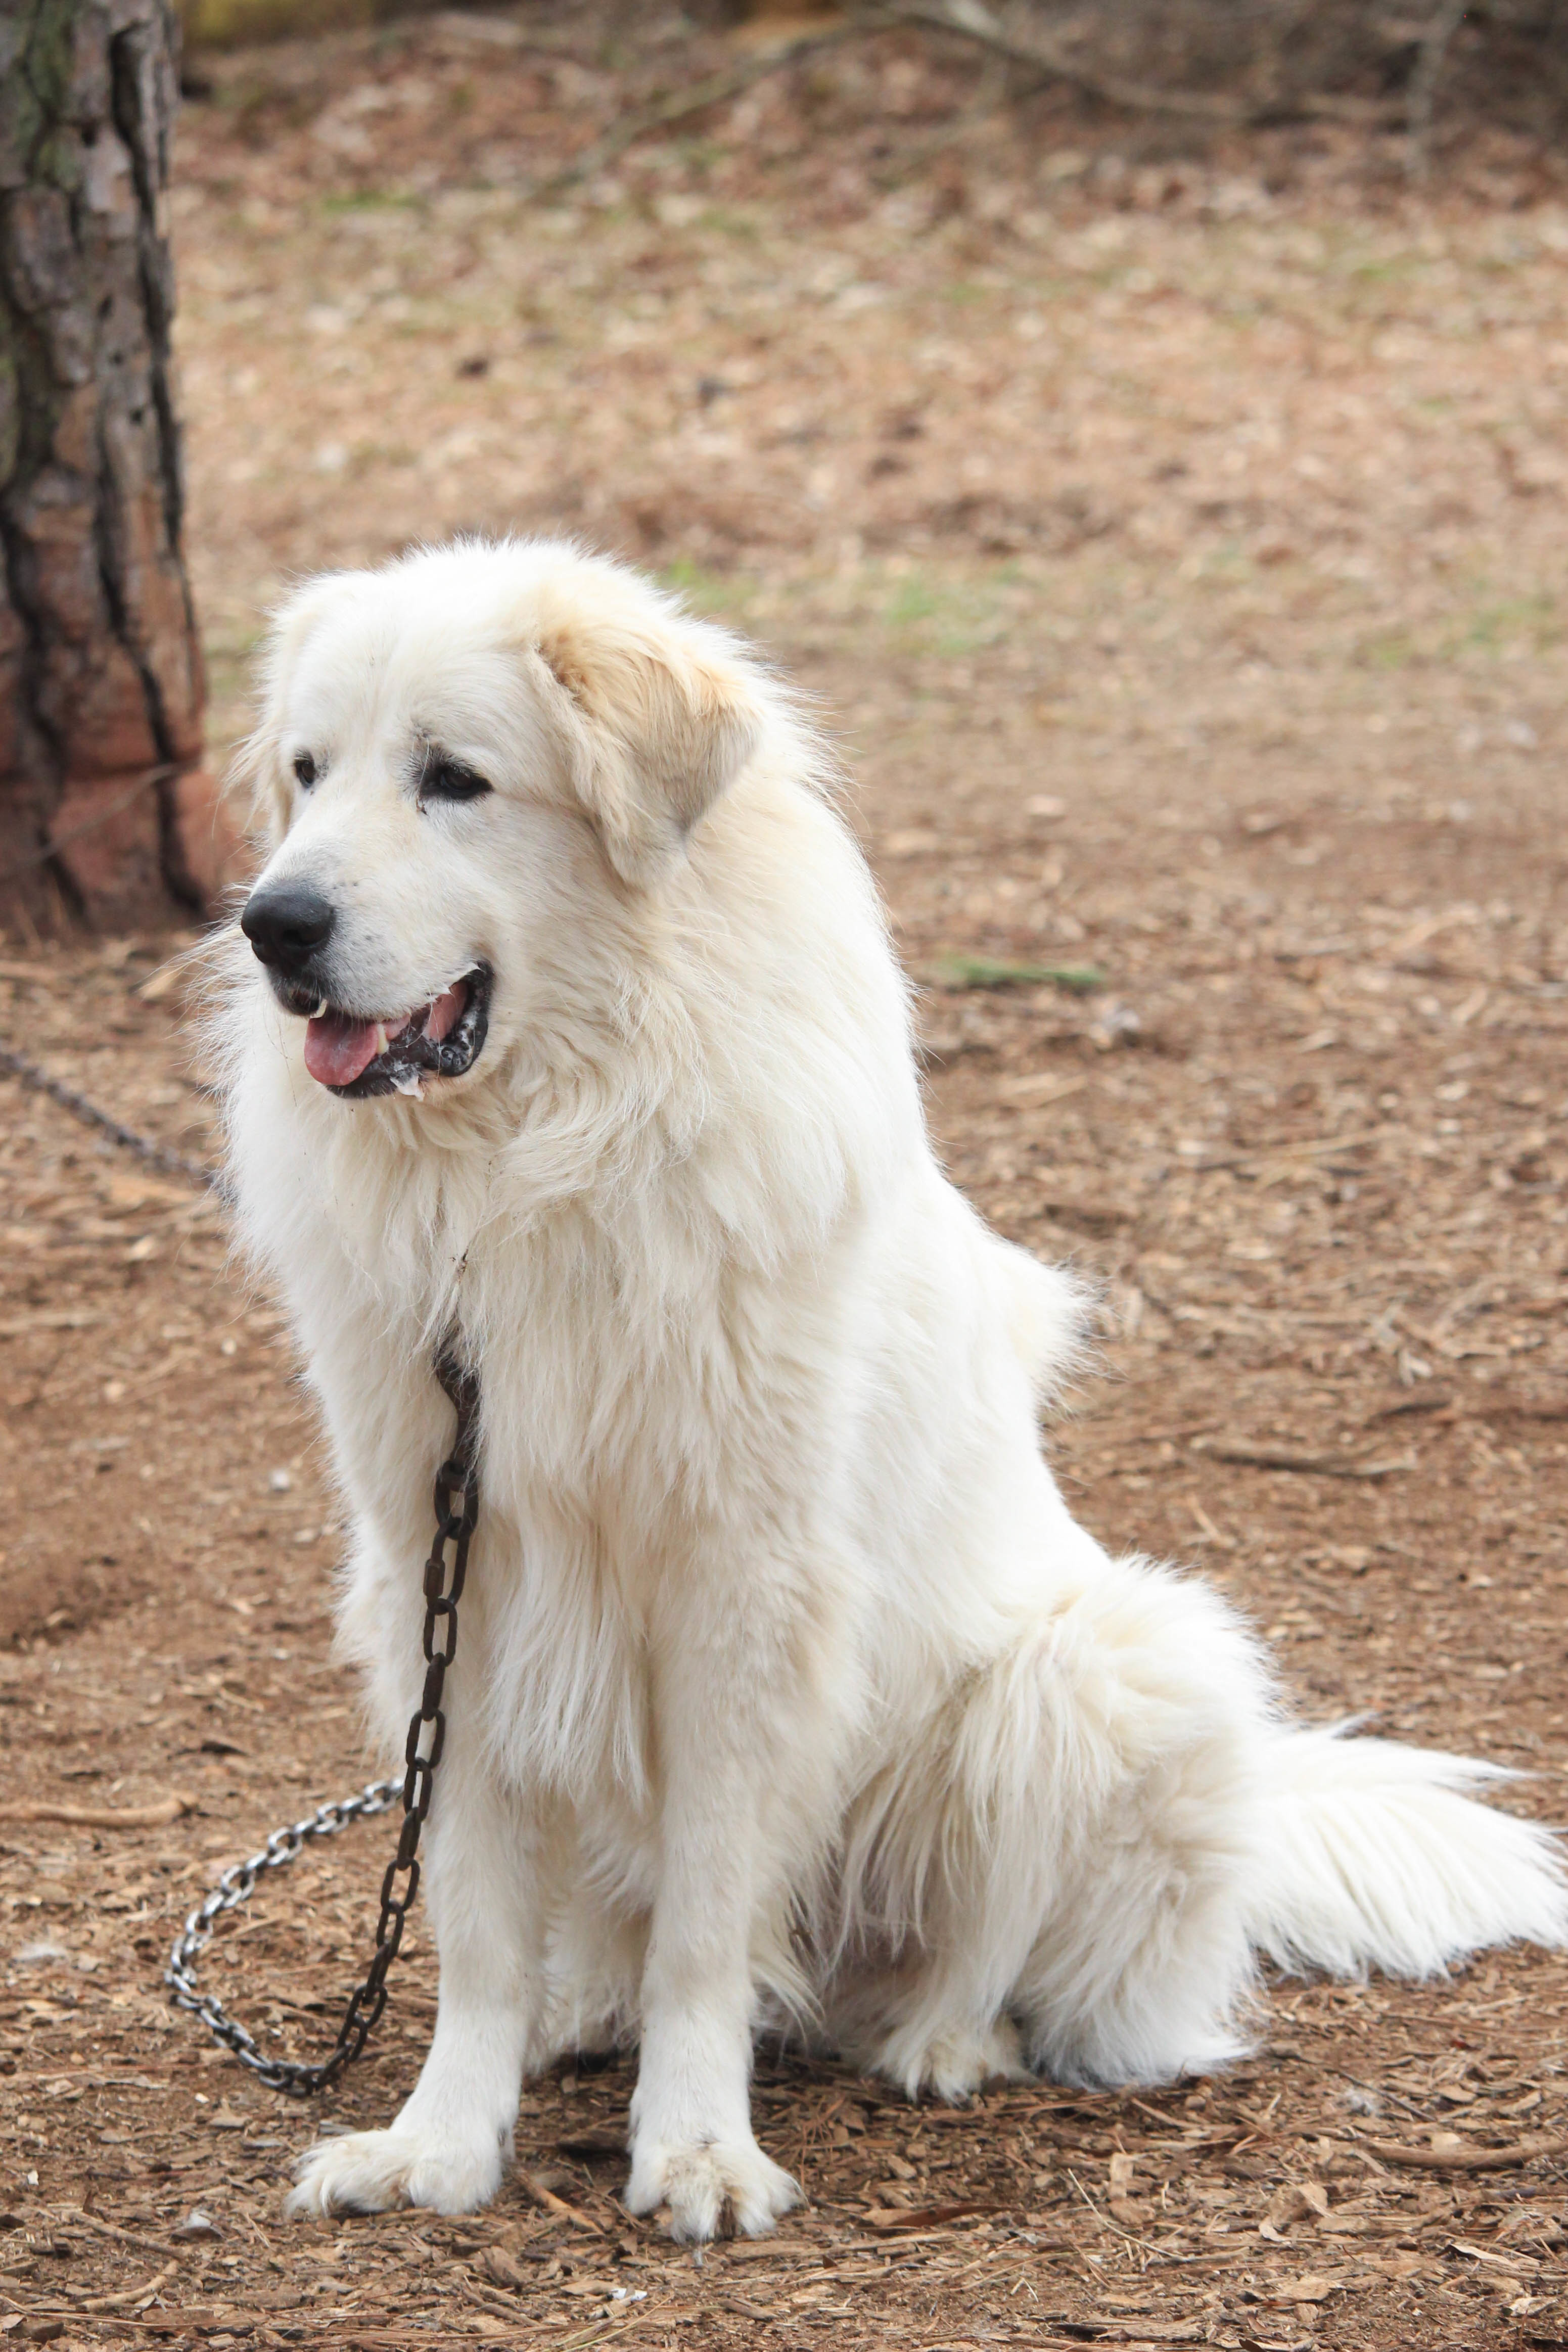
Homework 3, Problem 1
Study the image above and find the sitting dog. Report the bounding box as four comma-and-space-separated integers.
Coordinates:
220, 538, 1565, 2241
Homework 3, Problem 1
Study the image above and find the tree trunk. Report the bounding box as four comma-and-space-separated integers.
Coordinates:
1, 0, 215, 926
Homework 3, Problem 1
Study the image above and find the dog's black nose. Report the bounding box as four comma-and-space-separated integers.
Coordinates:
241, 881, 337, 977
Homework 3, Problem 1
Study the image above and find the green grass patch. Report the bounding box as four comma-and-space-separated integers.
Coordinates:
936, 955, 1106, 995
1357, 630, 1418, 671
659, 559, 758, 619
318, 189, 424, 217
699, 205, 762, 240
1452, 592, 1557, 657
182, 0, 386, 45
880, 569, 1023, 656
886, 576, 943, 628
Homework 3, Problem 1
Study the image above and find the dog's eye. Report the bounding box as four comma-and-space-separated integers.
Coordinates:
420, 756, 492, 805
293, 752, 317, 788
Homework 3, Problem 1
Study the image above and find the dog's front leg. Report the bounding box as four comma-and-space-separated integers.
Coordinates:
286, 1754, 536, 2219
625, 1643, 802, 2243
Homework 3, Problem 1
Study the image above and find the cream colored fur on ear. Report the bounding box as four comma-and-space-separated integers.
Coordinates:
230, 572, 357, 848
526, 575, 765, 885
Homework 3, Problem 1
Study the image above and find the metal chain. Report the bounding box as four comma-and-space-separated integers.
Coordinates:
166, 1346, 480, 2093
0, 1042, 230, 1201
0, 1031, 481, 2094
161, 1779, 402, 2089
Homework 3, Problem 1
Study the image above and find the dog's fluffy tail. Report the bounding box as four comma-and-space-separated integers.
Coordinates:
1252, 1725, 1568, 1979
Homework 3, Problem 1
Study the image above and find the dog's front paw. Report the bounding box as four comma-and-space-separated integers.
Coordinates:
284, 2125, 503, 2219
625, 2136, 800, 2243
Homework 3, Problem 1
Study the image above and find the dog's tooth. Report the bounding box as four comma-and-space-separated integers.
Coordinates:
372, 1023, 389, 1055
314, 998, 329, 1019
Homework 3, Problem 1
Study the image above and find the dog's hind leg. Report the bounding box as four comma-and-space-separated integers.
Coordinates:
285, 1758, 540, 2219
847, 1553, 1276, 2098
1008, 1559, 1276, 2089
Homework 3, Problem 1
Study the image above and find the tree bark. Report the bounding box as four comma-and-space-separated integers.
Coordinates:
1, 0, 212, 925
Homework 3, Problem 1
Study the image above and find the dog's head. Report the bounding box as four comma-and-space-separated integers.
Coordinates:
235, 540, 765, 1099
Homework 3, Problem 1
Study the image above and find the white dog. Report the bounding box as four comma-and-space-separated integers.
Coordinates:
219, 538, 1565, 2243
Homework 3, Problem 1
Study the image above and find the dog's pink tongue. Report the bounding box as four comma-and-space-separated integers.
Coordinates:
304, 1010, 382, 1089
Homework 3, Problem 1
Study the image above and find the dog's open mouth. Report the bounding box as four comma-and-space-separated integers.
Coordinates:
298, 964, 492, 1098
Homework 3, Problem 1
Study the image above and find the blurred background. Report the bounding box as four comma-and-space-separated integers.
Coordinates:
3, 9, 1568, 2344
6, 0, 1568, 919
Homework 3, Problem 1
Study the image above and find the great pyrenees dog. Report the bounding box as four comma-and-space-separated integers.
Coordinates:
221, 538, 1564, 2242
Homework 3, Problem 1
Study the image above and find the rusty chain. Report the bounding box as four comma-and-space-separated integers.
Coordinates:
0, 1037, 476, 2094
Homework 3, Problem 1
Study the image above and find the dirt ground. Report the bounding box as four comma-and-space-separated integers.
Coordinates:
4, 8, 1568, 2347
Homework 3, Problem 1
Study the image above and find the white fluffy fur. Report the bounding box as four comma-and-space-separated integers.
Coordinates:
216, 539, 1567, 2242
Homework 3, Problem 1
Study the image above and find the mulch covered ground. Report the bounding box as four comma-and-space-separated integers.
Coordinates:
2, 7, 1567, 2345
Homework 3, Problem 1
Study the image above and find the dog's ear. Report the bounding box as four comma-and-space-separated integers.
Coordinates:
526, 593, 764, 886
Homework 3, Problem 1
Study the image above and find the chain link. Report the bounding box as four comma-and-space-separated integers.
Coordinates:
5, 1032, 482, 2093
162, 1779, 402, 2090
166, 1347, 480, 2093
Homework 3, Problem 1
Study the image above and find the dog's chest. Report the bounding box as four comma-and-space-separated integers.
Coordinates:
312, 1155, 839, 1805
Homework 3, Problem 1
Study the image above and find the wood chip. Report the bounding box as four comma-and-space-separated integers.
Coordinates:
1270, 2272, 1346, 2302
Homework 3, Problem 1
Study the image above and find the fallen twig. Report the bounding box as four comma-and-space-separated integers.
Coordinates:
1367, 1390, 1455, 1420
863, 2200, 1003, 2231
881, 0, 1400, 130
53, 2207, 194, 2265
995, 1071, 1091, 1104
520, 2170, 607, 2233
1364, 2135, 1568, 2173
69, 2263, 180, 2313
1190, 1440, 1415, 1481
525, 22, 862, 204
0, 1794, 193, 1829
1183, 1126, 1397, 1175
522, 1, 1407, 218
0, 1310, 105, 1338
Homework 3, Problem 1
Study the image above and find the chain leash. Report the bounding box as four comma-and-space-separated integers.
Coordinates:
0, 1042, 231, 1201
3, 1038, 482, 2092
165, 1347, 480, 2092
